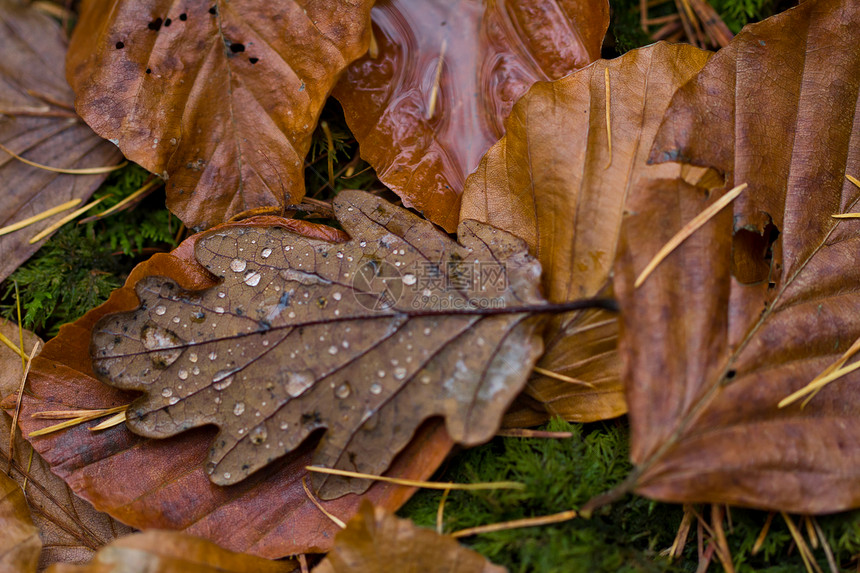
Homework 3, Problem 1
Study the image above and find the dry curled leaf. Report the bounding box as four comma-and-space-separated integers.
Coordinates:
0, 0, 122, 282
92, 190, 546, 498
0, 319, 134, 572
315, 501, 506, 573
14, 216, 453, 558
461, 42, 715, 424
44, 530, 296, 573
0, 473, 40, 573
66, 0, 375, 229
614, 0, 860, 513
333, 0, 609, 231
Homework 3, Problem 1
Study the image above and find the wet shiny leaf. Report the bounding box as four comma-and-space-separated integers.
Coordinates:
92, 190, 546, 498
333, 0, 609, 231
16, 216, 454, 558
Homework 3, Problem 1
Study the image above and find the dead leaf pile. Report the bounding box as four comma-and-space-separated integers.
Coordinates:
3, 0, 860, 571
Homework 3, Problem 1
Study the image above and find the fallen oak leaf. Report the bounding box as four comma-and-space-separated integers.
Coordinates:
314, 501, 506, 573
0, 473, 40, 573
43, 530, 296, 573
12, 215, 454, 558
603, 0, 860, 513
460, 42, 716, 424
0, 0, 123, 282
0, 318, 135, 571
333, 0, 609, 231
89, 189, 596, 498
66, 0, 375, 230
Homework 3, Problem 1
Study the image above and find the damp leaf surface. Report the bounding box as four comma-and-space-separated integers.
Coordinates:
0, 319, 135, 571
0, 0, 122, 282
333, 0, 609, 231
15, 216, 453, 558
92, 190, 546, 499
461, 42, 715, 424
616, 0, 860, 513
66, 0, 375, 229
43, 530, 297, 573
315, 501, 506, 573
0, 473, 41, 573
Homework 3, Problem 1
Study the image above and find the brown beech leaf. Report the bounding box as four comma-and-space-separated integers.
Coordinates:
66, 0, 374, 230
0, 319, 134, 572
461, 42, 715, 424
91, 190, 545, 498
0, 0, 122, 282
0, 473, 40, 573
332, 0, 609, 231
315, 501, 506, 573
45, 530, 296, 573
613, 0, 860, 513
13, 215, 453, 558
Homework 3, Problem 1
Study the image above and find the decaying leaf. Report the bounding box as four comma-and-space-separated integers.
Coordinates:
315, 501, 506, 573
0, 0, 122, 282
66, 0, 375, 229
614, 0, 860, 513
14, 215, 453, 558
333, 0, 609, 231
461, 42, 715, 423
44, 530, 296, 573
0, 473, 41, 573
91, 190, 546, 498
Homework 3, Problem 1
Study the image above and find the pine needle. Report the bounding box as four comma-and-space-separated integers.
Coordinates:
436, 487, 450, 534
89, 411, 127, 431
0, 141, 126, 174
426, 38, 447, 120
28, 405, 129, 437
604, 68, 612, 168
635, 183, 748, 288
320, 121, 335, 188
29, 195, 110, 244
0, 199, 81, 237
8, 342, 40, 474
847, 174, 860, 189
79, 178, 161, 223
301, 476, 346, 529
0, 332, 25, 360
532, 366, 596, 388
496, 429, 573, 439
305, 466, 525, 491
752, 512, 775, 555
451, 509, 578, 538
779, 335, 860, 408
811, 518, 840, 573
666, 504, 695, 559
782, 513, 823, 573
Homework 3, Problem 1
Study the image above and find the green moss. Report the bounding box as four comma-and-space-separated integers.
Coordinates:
0, 163, 179, 337
399, 419, 860, 572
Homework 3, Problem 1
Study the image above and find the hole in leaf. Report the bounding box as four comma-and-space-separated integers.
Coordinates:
148, 17, 163, 31
115, 41, 124, 49
164, 18, 172, 27
209, 5, 217, 15
146, 68, 151, 74
179, 13, 187, 20
731, 222, 780, 284
230, 43, 245, 53
249, 57, 259, 64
